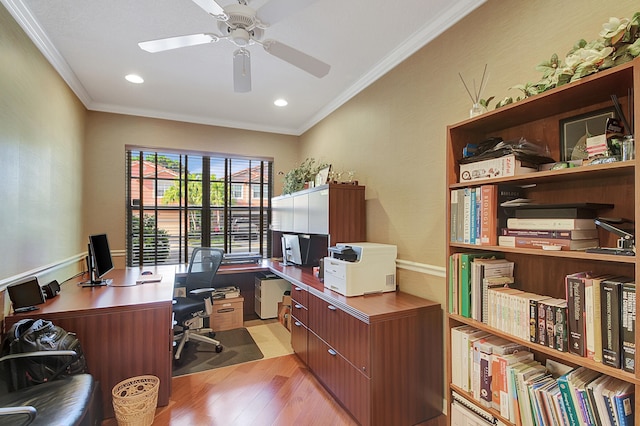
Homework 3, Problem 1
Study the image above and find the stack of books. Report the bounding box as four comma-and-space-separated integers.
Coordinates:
498, 203, 611, 251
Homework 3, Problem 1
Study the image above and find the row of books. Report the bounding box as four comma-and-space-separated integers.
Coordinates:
450, 183, 603, 251
448, 251, 513, 320
450, 326, 635, 425
450, 184, 522, 246
449, 252, 636, 373
487, 273, 636, 373
564, 273, 635, 372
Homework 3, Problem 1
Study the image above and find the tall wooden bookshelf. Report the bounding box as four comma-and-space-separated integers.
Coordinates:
445, 58, 639, 423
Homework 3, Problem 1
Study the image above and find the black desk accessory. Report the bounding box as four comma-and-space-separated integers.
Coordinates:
585, 217, 635, 256
43, 279, 60, 298
7, 277, 46, 313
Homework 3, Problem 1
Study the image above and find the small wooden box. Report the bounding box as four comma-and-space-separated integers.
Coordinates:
210, 296, 244, 331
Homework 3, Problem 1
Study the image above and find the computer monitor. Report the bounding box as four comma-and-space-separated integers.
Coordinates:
85, 233, 114, 286
281, 233, 312, 266
281, 233, 303, 266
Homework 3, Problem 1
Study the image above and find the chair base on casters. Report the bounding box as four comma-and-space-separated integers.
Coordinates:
174, 327, 223, 360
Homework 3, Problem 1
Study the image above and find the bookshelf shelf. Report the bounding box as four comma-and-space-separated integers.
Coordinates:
450, 243, 636, 263
445, 57, 640, 424
448, 161, 635, 190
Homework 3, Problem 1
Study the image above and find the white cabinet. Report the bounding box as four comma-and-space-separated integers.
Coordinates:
272, 196, 294, 232
308, 188, 329, 235
271, 183, 364, 240
292, 193, 309, 233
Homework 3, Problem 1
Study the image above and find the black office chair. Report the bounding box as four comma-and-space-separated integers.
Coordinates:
173, 247, 225, 361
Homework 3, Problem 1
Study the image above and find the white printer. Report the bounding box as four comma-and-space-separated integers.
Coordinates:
323, 242, 397, 297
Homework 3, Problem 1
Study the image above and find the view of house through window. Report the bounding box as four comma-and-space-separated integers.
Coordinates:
125, 149, 272, 266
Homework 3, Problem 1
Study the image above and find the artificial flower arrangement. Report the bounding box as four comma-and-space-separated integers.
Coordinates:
495, 13, 640, 108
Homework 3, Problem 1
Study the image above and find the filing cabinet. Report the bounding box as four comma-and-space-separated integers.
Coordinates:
210, 296, 244, 331
254, 275, 290, 319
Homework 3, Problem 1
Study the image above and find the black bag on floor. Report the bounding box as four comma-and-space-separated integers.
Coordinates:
1, 318, 88, 391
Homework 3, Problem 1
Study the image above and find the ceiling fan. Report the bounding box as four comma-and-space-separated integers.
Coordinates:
138, 0, 331, 92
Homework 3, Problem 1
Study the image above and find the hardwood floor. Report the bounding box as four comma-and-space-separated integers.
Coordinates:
102, 354, 446, 425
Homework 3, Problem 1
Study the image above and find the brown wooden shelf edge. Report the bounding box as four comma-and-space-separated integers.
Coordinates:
449, 243, 636, 263
449, 161, 635, 189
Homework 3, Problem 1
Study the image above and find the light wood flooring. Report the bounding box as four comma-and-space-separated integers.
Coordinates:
101, 320, 447, 425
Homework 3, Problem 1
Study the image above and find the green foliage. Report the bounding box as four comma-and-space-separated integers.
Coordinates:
131, 154, 182, 172
495, 12, 640, 109
162, 173, 226, 232
282, 158, 328, 195
131, 214, 170, 263
479, 97, 495, 109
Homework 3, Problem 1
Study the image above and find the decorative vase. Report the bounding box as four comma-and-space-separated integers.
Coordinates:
470, 102, 487, 118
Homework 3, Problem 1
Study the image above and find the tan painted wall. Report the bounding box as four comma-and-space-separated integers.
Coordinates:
299, 0, 639, 306
0, 3, 86, 281
83, 112, 299, 262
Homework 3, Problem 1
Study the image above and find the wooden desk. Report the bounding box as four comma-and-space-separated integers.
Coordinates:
4, 266, 175, 419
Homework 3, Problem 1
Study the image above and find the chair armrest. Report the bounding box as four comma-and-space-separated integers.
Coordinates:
0, 406, 37, 424
0, 350, 78, 364
0, 350, 79, 383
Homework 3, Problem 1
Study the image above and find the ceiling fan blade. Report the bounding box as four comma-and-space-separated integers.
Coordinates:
262, 40, 330, 78
257, 0, 319, 26
139, 33, 219, 53
233, 49, 252, 93
191, 0, 228, 20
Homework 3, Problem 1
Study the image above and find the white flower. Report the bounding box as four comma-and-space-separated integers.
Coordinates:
599, 17, 630, 44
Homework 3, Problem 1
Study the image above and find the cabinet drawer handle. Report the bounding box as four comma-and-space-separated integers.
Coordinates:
327, 305, 337, 311
294, 321, 302, 327
328, 349, 337, 356
294, 304, 303, 309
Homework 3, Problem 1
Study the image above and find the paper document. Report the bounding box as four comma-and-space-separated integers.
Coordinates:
136, 274, 163, 284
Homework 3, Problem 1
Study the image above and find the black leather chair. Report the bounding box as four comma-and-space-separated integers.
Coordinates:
0, 350, 102, 425
173, 247, 225, 360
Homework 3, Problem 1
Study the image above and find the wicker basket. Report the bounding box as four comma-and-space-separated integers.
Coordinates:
111, 375, 160, 426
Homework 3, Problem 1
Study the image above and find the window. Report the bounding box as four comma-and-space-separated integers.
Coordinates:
126, 149, 272, 266
252, 184, 267, 199
231, 184, 244, 199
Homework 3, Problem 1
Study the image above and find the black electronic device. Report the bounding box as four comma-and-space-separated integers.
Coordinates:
43, 279, 60, 298
83, 233, 114, 287
585, 217, 635, 256
7, 277, 45, 313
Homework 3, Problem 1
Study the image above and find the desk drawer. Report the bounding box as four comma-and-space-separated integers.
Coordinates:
308, 331, 370, 425
291, 300, 308, 325
211, 297, 244, 331
291, 317, 309, 365
308, 293, 370, 375
290, 284, 308, 306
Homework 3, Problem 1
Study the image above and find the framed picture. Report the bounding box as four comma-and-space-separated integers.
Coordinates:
560, 107, 615, 161
315, 165, 331, 186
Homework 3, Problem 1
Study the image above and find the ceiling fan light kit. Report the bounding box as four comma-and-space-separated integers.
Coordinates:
233, 48, 252, 92
138, 0, 330, 92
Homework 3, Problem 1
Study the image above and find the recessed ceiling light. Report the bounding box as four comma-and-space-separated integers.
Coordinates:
274, 98, 288, 107
125, 74, 144, 84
